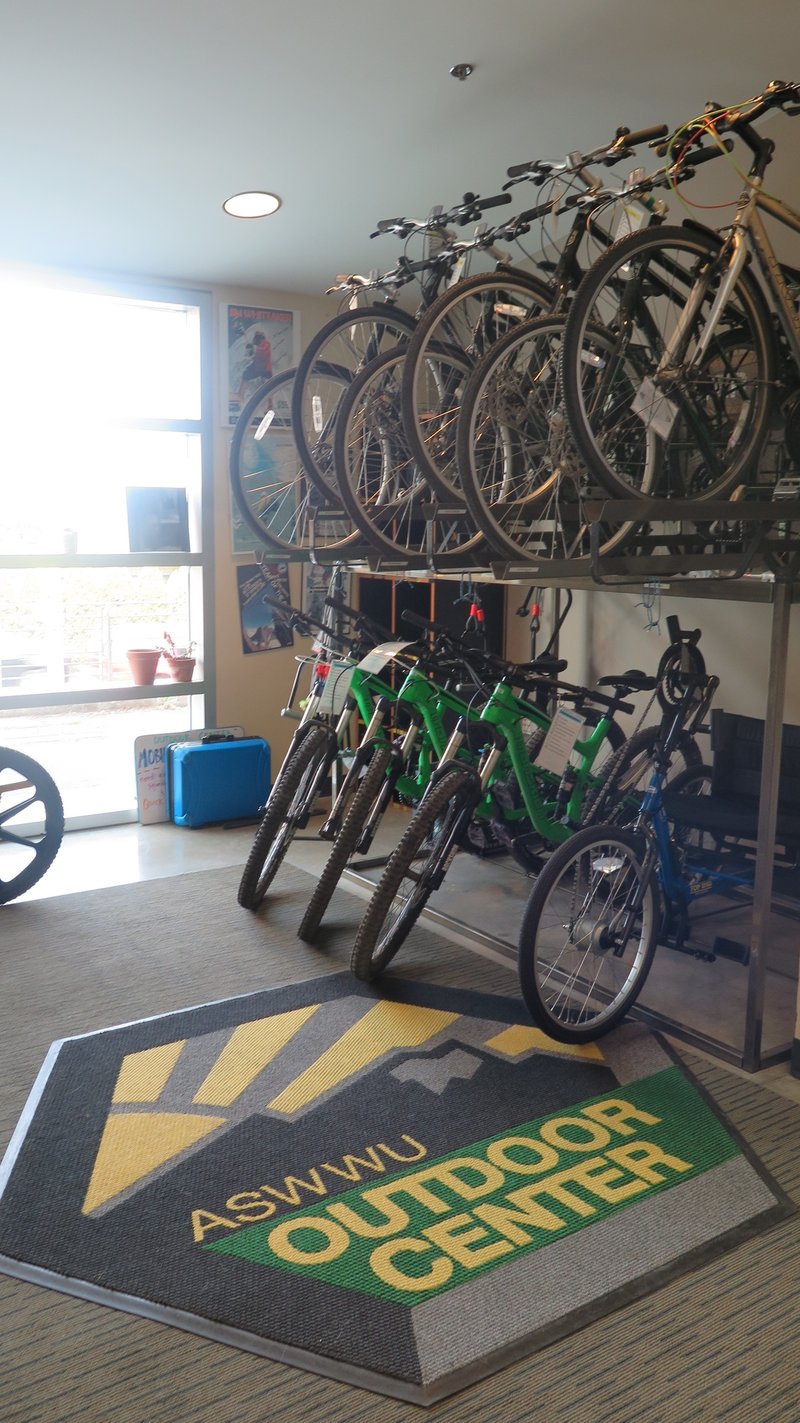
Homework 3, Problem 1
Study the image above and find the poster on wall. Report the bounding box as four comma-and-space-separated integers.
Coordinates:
235, 561, 294, 653
225, 305, 296, 426
301, 563, 351, 626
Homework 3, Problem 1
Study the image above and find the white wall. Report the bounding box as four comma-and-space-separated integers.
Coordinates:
505, 582, 800, 746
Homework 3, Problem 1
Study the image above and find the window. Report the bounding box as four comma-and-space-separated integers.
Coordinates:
0, 272, 213, 828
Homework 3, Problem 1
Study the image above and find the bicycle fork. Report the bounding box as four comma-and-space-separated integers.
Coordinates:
424, 720, 506, 889
320, 696, 392, 839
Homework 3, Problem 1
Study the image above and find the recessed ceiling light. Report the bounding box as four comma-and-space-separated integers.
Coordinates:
223, 191, 282, 218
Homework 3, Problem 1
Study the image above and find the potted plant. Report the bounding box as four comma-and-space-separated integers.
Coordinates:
161, 632, 197, 683
126, 647, 162, 685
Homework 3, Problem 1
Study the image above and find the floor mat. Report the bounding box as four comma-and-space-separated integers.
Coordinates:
0, 969, 791, 1404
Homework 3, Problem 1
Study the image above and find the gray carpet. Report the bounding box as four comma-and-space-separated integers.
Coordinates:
1, 865, 799, 1422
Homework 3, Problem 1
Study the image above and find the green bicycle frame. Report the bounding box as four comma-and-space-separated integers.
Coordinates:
455, 679, 618, 847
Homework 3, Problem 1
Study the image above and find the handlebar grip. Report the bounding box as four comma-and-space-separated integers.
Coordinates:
400, 609, 445, 635
685, 138, 734, 167
474, 191, 513, 212
619, 122, 669, 148
506, 160, 535, 179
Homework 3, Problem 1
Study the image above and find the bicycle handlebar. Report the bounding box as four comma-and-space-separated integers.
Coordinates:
506, 122, 669, 183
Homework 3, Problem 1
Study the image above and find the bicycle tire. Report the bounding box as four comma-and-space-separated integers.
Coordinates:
238, 724, 335, 910
560, 225, 776, 502
456, 315, 642, 564
297, 741, 393, 941
0, 748, 64, 903
350, 763, 479, 981
230, 369, 362, 555
518, 823, 659, 1042
333, 345, 486, 568
580, 725, 702, 828
401, 269, 553, 498
292, 304, 418, 493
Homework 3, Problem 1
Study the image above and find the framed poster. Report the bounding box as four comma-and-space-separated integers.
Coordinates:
235, 562, 294, 653
225, 304, 296, 426
301, 563, 351, 627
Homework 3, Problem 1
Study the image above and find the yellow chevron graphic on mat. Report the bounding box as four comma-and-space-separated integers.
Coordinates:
83, 1111, 225, 1214
267, 1001, 458, 1114
192, 1006, 320, 1107
80, 995, 605, 1216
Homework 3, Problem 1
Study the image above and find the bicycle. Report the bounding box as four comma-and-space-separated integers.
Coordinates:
296, 606, 571, 940
237, 596, 411, 909
348, 632, 650, 982
291, 189, 537, 502
331, 342, 486, 567
559, 80, 800, 507
452, 138, 733, 564
401, 122, 672, 503
0, 747, 64, 903
516, 647, 724, 1042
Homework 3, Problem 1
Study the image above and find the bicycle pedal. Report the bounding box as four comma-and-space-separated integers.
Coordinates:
711, 935, 750, 965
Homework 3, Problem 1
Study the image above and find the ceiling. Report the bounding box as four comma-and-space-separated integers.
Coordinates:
3, 1, 800, 297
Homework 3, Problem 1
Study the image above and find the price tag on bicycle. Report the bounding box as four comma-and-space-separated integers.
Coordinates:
356, 639, 415, 672
534, 705, 586, 774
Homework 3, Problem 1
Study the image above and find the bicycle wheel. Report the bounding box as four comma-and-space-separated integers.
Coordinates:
292, 305, 418, 493
350, 763, 479, 981
580, 725, 702, 828
238, 724, 336, 910
401, 269, 552, 498
456, 315, 642, 564
0, 748, 64, 903
230, 370, 362, 556
297, 741, 392, 941
561, 225, 776, 501
518, 824, 659, 1042
334, 346, 486, 568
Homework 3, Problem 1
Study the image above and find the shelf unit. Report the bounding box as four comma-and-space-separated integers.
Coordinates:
344, 498, 800, 1074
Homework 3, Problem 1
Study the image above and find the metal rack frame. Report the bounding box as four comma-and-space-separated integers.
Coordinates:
344, 497, 800, 1072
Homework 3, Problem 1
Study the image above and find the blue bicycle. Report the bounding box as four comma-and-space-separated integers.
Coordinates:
517, 641, 730, 1042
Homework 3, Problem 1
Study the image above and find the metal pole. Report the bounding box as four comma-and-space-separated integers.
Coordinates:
743, 576, 792, 1071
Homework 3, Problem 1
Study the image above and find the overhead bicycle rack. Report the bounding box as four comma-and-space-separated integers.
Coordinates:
481, 497, 800, 589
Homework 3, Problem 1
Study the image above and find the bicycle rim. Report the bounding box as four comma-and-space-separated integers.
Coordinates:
230, 370, 361, 555
561, 226, 774, 501
519, 825, 658, 1041
335, 346, 485, 567
401, 269, 552, 497
292, 305, 417, 492
0, 748, 64, 902
458, 315, 641, 564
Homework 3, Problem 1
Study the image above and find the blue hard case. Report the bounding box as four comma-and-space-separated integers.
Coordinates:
167, 737, 270, 827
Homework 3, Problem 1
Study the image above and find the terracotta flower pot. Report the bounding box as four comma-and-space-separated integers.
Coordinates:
166, 655, 195, 683
126, 649, 161, 686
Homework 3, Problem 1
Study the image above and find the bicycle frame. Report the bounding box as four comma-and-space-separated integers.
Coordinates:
729, 185, 800, 367
443, 679, 620, 848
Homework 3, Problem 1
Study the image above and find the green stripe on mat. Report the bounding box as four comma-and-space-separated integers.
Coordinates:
208, 1066, 740, 1304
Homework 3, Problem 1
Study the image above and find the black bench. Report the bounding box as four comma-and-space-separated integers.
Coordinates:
663, 709, 800, 855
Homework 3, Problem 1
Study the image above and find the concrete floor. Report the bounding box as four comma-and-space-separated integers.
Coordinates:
17, 807, 800, 1106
